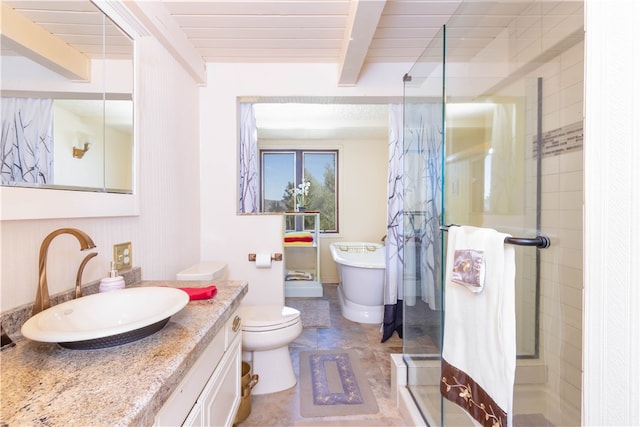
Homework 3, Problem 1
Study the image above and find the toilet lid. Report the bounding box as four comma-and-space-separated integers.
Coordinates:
176, 261, 226, 281
241, 305, 301, 330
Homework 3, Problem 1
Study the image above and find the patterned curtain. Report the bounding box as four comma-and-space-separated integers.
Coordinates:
404, 103, 443, 311
382, 102, 443, 342
382, 104, 404, 342
1, 97, 54, 185
238, 103, 259, 212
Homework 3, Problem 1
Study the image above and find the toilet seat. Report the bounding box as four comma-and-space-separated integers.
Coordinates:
241, 305, 301, 332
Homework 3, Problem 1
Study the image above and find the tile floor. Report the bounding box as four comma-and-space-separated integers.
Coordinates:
238, 283, 408, 426
237, 284, 563, 427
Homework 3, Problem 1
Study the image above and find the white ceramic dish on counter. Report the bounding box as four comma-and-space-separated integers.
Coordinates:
21, 286, 189, 349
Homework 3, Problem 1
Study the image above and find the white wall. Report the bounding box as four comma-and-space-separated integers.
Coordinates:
199, 62, 408, 305
104, 124, 133, 190
0, 36, 201, 311
583, 0, 640, 425
0, 56, 122, 94
54, 105, 104, 188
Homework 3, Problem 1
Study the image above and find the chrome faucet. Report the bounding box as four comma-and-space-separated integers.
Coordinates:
33, 228, 97, 316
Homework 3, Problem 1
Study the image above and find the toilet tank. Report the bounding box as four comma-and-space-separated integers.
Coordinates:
176, 262, 227, 281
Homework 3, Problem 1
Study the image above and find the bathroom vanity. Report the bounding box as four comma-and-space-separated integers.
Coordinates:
155, 304, 242, 426
0, 280, 247, 426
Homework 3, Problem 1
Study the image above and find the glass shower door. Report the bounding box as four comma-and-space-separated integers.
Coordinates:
402, 1, 584, 426
402, 25, 446, 426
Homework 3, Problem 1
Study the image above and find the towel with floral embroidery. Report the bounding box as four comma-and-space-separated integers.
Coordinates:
440, 226, 516, 427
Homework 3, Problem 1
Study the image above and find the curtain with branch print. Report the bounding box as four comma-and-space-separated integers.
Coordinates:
404, 103, 443, 311
1, 98, 54, 185
238, 103, 259, 213
382, 102, 443, 342
382, 104, 404, 342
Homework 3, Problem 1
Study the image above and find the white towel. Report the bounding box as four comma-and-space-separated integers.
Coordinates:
440, 226, 516, 427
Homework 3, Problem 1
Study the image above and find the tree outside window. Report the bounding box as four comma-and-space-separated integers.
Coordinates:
261, 150, 338, 232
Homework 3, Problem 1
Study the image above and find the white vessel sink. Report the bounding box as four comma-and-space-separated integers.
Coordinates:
21, 287, 189, 349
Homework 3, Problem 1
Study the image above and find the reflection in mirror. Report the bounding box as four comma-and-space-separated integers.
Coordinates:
0, 0, 133, 193
445, 100, 525, 221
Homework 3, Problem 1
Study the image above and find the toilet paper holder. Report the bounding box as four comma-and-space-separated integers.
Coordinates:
248, 253, 282, 262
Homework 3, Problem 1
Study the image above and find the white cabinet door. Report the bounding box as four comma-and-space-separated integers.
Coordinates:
154, 331, 225, 427
155, 308, 241, 427
182, 402, 203, 427
201, 334, 242, 427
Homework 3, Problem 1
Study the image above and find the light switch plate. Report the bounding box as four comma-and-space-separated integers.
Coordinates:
113, 242, 132, 271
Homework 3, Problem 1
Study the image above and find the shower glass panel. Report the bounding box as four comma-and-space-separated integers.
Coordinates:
402, 25, 446, 426
402, 1, 584, 426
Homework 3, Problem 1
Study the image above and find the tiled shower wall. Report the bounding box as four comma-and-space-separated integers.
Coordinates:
526, 40, 584, 421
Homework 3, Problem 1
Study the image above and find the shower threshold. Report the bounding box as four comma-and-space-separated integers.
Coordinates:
393, 356, 579, 426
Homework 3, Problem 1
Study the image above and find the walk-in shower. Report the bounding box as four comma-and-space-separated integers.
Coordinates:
401, 1, 584, 425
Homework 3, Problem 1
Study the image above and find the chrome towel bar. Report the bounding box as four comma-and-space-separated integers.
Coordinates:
440, 225, 551, 249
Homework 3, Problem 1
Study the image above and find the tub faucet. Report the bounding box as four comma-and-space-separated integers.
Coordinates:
33, 228, 97, 316
381, 235, 387, 243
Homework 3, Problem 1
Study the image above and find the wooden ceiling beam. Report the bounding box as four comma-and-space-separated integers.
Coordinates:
0, 3, 90, 81
337, 0, 386, 86
122, 1, 207, 85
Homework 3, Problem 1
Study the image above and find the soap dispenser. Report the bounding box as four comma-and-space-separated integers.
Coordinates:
99, 262, 125, 292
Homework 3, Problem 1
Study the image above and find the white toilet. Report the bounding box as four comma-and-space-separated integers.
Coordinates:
241, 305, 302, 395
176, 262, 302, 395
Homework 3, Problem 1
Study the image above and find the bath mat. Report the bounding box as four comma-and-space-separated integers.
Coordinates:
299, 349, 379, 417
285, 299, 331, 328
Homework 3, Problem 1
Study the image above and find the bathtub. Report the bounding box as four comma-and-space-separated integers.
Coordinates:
329, 242, 385, 324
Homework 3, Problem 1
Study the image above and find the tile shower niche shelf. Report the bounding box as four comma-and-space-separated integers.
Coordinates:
283, 212, 322, 298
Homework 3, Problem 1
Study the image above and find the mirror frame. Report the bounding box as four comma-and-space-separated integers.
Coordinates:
0, 1, 143, 220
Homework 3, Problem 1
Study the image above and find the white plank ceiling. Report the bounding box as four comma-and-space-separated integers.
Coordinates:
2, 0, 583, 139
1, 1, 132, 58
2, 1, 583, 85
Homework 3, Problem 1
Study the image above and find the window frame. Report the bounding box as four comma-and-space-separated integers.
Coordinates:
260, 149, 339, 233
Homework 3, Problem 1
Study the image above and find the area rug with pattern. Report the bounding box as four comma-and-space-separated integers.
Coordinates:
299, 349, 379, 417
285, 299, 331, 328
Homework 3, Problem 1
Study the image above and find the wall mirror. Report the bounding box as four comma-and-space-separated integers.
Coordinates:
1, 0, 134, 194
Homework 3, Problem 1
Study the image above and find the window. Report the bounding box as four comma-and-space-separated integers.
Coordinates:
261, 150, 338, 232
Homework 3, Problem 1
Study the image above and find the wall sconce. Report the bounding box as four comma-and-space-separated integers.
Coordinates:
72, 142, 91, 159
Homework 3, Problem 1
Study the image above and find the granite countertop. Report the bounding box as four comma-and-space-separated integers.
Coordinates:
0, 280, 248, 427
